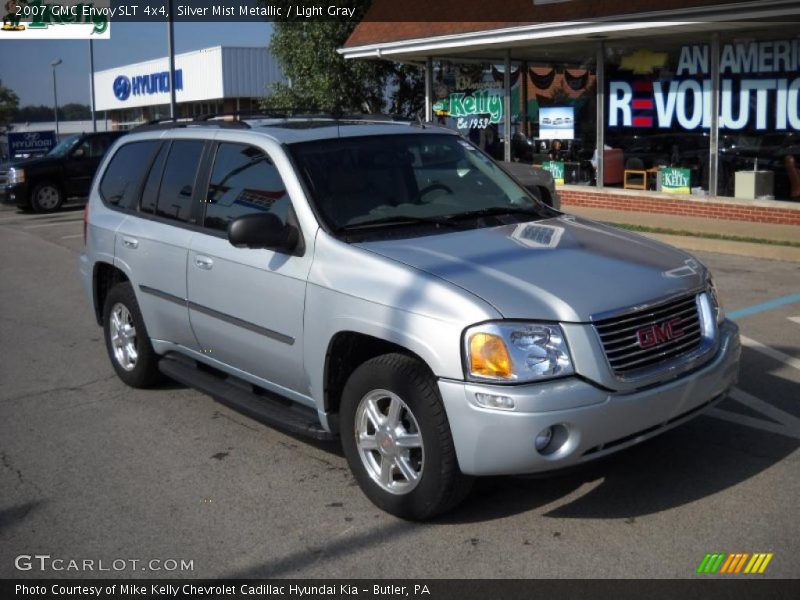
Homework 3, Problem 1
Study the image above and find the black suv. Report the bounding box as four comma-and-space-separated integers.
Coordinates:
1, 131, 125, 212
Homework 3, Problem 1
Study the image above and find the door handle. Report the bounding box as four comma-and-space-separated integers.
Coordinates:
122, 236, 138, 249
194, 255, 214, 270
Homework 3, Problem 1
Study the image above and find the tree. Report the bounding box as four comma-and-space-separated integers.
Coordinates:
260, 2, 424, 116
0, 80, 20, 131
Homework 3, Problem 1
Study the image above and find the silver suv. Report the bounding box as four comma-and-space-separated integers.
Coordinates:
80, 118, 740, 519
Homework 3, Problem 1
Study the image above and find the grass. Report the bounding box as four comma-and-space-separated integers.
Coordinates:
608, 223, 800, 249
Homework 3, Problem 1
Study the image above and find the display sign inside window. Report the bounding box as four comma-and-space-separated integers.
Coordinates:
539, 106, 575, 140
542, 160, 565, 185
432, 63, 518, 130
608, 40, 800, 132
659, 167, 692, 194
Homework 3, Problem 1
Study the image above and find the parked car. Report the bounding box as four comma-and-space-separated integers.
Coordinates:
80, 117, 740, 519
1, 131, 125, 212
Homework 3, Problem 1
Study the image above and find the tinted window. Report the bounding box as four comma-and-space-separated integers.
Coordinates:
99, 141, 158, 210
75, 134, 115, 159
203, 143, 289, 232
139, 142, 169, 214
155, 140, 204, 223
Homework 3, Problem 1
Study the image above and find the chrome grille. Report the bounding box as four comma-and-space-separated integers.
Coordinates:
594, 293, 702, 376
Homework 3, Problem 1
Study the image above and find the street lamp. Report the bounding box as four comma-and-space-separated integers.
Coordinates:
51, 59, 62, 141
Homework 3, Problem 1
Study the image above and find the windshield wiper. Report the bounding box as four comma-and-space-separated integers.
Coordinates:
336, 215, 462, 232
444, 205, 541, 221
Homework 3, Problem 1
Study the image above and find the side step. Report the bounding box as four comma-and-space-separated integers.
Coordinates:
158, 355, 336, 441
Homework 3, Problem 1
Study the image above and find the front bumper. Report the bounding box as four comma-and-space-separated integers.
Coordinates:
439, 320, 740, 476
2, 182, 29, 206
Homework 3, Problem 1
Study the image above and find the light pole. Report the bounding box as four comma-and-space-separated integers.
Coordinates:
51, 59, 62, 141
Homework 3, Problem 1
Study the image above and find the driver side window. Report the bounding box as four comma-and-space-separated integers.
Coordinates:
202, 143, 290, 233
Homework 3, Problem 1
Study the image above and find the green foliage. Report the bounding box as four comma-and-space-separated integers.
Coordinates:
0, 80, 20, 131
12, 103, 92, 123
260, 2, 424, 116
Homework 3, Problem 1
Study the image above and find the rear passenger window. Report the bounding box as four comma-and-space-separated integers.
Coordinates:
155, 140, 204, 223
99, 141, 157, 210
203, 143, 289, 232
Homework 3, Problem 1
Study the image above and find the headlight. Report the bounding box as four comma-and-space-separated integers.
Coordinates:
8, 168, 25, 184
707, 276, 725, 324
464, 322, 574, 383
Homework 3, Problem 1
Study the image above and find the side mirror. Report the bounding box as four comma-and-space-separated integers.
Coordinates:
227, 213, 299, 253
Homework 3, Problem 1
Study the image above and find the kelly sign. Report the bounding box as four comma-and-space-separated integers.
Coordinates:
542, 161, 565, 185
659, 167, 691, 194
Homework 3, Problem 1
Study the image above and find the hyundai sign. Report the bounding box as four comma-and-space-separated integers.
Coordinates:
8, 131, 56, 157
113, 69, 184, 101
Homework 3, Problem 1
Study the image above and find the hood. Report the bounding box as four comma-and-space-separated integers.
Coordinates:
357, 215, 706, 322
1, 155, 52, 171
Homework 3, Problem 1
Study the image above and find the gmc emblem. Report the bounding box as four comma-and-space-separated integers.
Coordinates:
636, 318, 685, 349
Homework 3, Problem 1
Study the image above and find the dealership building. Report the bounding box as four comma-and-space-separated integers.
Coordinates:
341, 0, 800, 225
93, 46, 284, 129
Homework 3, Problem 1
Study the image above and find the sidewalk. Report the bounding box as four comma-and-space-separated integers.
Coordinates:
564, 205, 800, 263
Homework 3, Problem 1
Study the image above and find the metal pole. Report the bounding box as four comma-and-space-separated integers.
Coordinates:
167, 0, 177, 119
708, 33, 720, 197
595, 42, 605, 188
52, 66, 60, 141
503, 50, 511, 162
424, 57, 433, 123
521, 60, 529, 139
89, 40, 97, 132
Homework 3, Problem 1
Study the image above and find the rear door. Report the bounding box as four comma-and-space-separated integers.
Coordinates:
113, 138, 207, 351
186, 140, 312, 398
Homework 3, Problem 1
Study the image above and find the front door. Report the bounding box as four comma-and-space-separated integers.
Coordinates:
186, 141, 312, 398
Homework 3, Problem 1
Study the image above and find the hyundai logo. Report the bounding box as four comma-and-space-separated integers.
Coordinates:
113, 75, 131, 101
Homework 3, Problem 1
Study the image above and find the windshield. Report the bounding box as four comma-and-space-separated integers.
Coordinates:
290, 133, 548, 234
47, 135, 81, 157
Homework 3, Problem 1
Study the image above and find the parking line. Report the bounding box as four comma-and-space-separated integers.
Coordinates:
730, 388, 800, 430
727, 293, 800, 320
60, 233, 83, 240
706, 407, 799, 438
24, 219, 82, 229
740, 335, 800, 372
789, 316, 800, 326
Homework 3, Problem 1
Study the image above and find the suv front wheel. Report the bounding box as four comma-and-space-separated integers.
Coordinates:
340, 353, 473, 520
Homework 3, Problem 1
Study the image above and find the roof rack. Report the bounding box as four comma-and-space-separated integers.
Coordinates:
130, 110, 417, 132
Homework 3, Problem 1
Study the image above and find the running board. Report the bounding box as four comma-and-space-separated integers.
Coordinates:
158, 355, 336, 441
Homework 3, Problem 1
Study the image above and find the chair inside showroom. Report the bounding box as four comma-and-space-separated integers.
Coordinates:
623, 157, 647, 190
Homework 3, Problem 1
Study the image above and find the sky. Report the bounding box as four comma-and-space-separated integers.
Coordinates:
0, 21, 274, 106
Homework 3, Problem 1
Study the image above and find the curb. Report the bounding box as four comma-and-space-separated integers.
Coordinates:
640, 233, 800, 263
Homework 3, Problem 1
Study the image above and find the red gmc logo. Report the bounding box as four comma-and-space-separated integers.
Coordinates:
636, 318, 685, 349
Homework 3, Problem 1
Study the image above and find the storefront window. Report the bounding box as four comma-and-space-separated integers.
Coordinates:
523, 57, 596, 186
431, 61, 509, 160
717, 29, 800, 202
605, 37, 711, 195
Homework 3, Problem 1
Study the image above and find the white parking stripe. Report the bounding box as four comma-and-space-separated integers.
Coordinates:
789, 316, 800, 326
60, 233, 83, 240
730, 388, 800, 430
24, 220, 82, 229
706, 407, 800, 439
740, 334, 800, 372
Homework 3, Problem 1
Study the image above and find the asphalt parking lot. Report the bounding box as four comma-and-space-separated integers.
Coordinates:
0, 203, 798, 579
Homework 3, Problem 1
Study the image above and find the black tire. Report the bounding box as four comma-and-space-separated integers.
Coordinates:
102, 281, 163, 388
30, 182, 64, 213
340, 353, 473, 520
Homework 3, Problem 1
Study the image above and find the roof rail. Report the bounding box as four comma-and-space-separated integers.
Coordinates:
132, 116, 250, 132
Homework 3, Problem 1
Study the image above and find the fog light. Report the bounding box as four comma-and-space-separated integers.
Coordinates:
535, 427, 553, 452
474, 393, 515, 411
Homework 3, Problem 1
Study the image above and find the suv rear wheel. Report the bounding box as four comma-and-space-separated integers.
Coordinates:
102, 282, 163, 388
340, 353, 473, 520
30, 182, 64, 213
